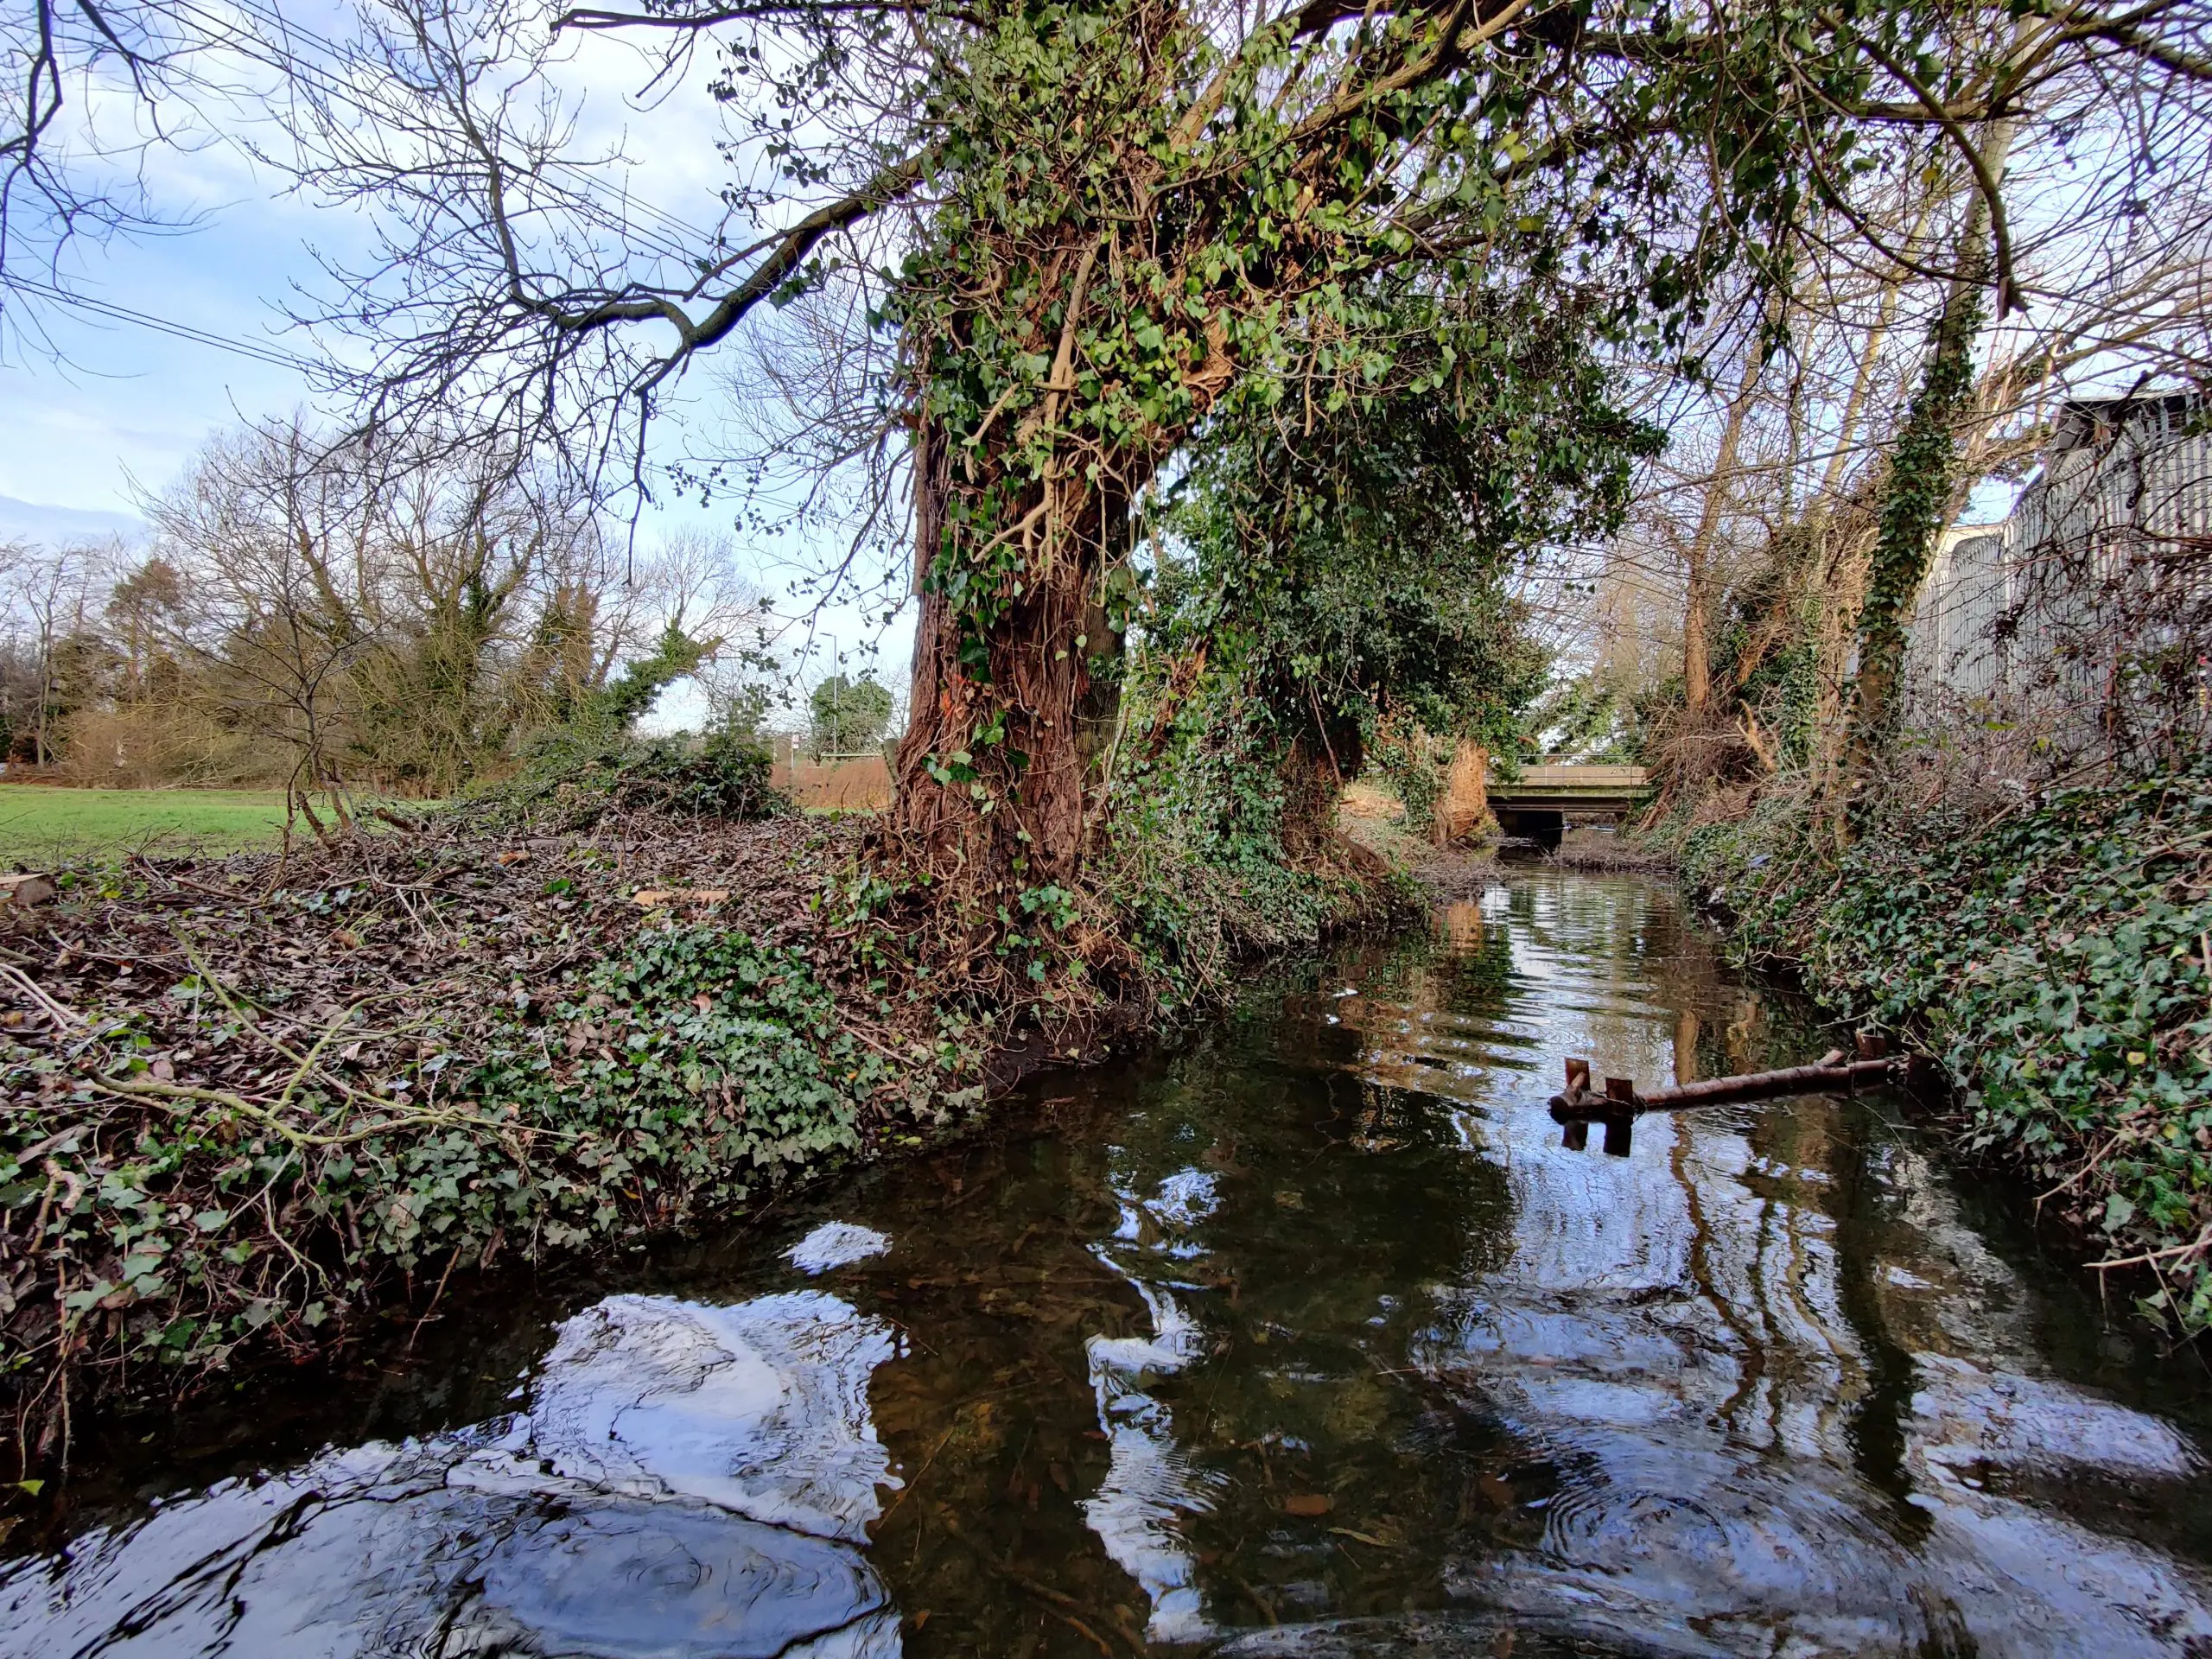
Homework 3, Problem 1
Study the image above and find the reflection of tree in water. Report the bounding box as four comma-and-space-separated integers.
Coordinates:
833, 1104, 1164, 1656
1087, 1039, 1523, 1635
838, 1001, 1529, 1649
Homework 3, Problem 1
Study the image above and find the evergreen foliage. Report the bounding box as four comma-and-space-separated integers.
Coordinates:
1680, 766, 2212, 1328
1139, 282, 1655, 837
1, 919, 956, 1382
809, 673, 896, 758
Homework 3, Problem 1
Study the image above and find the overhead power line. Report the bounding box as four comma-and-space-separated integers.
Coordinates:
177, 0, 730, 272
1, 274, 322, 373
6, 4, 791, 378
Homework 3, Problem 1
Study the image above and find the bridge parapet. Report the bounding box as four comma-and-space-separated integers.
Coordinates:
1498, 763, 1648, 792
1490, 761, 1648, 804
1486, 760, 1648, 848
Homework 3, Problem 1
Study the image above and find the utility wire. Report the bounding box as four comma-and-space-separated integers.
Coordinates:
7, 5, 792, 380
180, 0, 730, 270
1, 274, 321, 372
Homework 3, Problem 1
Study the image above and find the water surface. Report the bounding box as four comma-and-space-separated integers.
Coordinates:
9, 873, 2212, 1657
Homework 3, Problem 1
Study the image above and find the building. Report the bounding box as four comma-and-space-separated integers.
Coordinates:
1907, 391, 2210, 772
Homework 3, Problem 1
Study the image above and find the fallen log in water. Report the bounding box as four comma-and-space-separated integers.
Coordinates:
1548, 1036, 1916, 1123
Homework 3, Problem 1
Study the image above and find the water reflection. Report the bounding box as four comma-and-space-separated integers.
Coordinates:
8, 873, 2212, 1658
3, 1294, 904, 1656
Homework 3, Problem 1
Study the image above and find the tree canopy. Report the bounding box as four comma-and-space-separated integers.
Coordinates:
809, 671, 895, 756
10, 0, 2208, 880
1154, 279, 1657, 779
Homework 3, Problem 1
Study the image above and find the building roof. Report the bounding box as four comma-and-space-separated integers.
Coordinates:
2049, 390, 2203, 454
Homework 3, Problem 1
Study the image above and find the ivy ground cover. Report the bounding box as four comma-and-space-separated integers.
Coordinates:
1681, 768, 2212, 1327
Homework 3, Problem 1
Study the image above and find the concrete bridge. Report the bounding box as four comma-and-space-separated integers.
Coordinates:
1488, 761, 1648, 850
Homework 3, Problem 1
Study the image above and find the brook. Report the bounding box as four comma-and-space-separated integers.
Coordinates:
8, 873, 2211, 1657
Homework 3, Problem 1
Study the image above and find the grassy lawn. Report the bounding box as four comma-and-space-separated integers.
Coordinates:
0, 786, 294, 863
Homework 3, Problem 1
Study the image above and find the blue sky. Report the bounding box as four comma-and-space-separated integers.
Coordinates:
0, 21, 912, 721
3, 22, 737, 529
1, 189, 321, 531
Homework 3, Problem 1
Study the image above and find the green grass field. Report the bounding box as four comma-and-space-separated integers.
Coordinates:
0, 786, 294, 863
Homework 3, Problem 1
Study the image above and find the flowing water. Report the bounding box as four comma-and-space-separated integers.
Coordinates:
9, 872, 2212, 1658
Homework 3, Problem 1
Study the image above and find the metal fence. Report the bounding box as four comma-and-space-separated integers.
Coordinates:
1906, 393, 2211, 780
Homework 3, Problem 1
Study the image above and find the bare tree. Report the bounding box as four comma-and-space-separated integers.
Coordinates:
31, 0, 2165, 887
1563, 0, 2212, 818
137, 416, 745, 804
0, 535, 115, 765
0, 0, 240, 354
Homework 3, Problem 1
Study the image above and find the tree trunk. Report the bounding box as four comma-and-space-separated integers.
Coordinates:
1278, 718, 1365, 861
1072, 475, 1132, 804
887, 418, 1136, 892
1681, 549, 1714, 715
1434, 738, 1490, 846
1816, 204, 1930, 505
1681, 299, 1780, 715
1837, 120, 2017, 826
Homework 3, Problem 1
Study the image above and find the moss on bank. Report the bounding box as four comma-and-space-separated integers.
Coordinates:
1672, 767, 2212, 1328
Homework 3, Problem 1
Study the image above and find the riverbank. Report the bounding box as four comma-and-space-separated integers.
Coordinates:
15, 865, 2210, 1656
0, 798, 1408, 1471
1669, 766, 2212, 1330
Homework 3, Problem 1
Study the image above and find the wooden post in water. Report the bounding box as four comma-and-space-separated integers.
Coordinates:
1559, 1060, 1595, 1149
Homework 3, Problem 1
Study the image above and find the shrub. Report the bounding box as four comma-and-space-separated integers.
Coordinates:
476, 724, 793, 830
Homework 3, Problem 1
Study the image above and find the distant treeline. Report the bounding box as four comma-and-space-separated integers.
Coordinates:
0, 418, 760, 796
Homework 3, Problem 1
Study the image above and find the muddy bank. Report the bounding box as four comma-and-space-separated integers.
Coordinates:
1546, 822, 1673, 871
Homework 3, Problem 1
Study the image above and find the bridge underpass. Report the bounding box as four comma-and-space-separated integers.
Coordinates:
1487, 762, 1649, 851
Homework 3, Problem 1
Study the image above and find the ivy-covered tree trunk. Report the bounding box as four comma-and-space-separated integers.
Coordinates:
1841, 292, 1986, 770
864, 0, 1872, 894
887, 411, 1141, 891
1837, 124, 2015, 825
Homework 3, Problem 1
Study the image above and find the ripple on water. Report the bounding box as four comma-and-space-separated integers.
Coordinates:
453, 1502, 896, 1659
0, 1292, 902, 1657
524, 1291, 900, 1542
